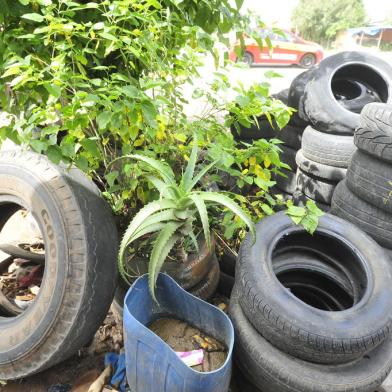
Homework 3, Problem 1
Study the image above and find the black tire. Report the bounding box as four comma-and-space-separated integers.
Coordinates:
275, 124, 304, 150
0, 150, 118, 379
0, 242, 45, 264
231, 117, 277, 141
331, 180, 392, 249
337, 79, 381, 113
296, 149, 347, 182
272, 88, 289, 104
346, 150, 392, 214
230, 292, 392, 392
218, 271, 234, 298
236, 211, 392, 364
241, 52, 253, 66
288, 69, 316, 126
300, 53, 316, 69
274, 145, 297, 194
303, 51, 392, 134
302, 126, 355, 168
219, 249, 236, 277
189, 255, 220, 300
292, 190, 330, 212
355, 103, 392, 163
296, 169, 337, 204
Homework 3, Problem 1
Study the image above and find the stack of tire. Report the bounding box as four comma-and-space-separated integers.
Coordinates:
230, 211, 392, 392
331, 103, 392, 253
293, 51, 391, 211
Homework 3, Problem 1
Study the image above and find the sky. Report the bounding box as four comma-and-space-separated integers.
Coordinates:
243, 0, 392, 29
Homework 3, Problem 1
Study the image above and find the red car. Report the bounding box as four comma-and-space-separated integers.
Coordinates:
229, 29, 324, 68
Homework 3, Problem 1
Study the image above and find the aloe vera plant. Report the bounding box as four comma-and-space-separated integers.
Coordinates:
118, 136, 255, 298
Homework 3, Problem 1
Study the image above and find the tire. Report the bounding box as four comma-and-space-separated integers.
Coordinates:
288, 69, 316, 126
189, 254, 220, 300
337, 79, 381, 114
0, 150, 118, 379
236, 211, 392, 364
292, 190, 330, 212
218, 271, 234, 298
241, 52, 253, 66
272, 88, 289, 104
274, 145, 297, 194
0, 242, 45, 264
230, 292, 392, 392
300, 53, 316, 69
346, 150, 392, 214
331, 180, 392, 249
303, 51, 392, 134
275, 124, 304, 150
355, 103, 392, 163
219, 249, 236, 277
302, 126, 355, 168
231, 117, 277, 141
296, 149, 347, 182
296, 169, 337, 204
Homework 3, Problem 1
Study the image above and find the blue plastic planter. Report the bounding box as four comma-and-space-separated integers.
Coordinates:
123, 273, 234, 392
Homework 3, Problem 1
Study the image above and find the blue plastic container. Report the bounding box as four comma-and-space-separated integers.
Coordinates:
123, 273, 234, 392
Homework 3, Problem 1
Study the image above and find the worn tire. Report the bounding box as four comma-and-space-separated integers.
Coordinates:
236, 211, 392, 364
296, 149, 347, 182
218, 271, 234, 298
275, 124, 304, 150
219, 249, 236, 277
302, 126, 355, 168
331, 180, 392, 249
0, 150, 118, 379
274, 145, 297, 194
272, 88, 289, 104
355, 103, 392, 163
303, 51, 392, 134
346, 150, 392, 214
231, 117, 278, 141
230, 292, 392, 392
296, 169, 337, 204
292, 190, 330, 212
189, 254, 220, 300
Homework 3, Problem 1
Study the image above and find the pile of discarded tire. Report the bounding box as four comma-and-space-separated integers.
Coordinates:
331, 102, 392, 252
230, 211, 392, 392
294, 51, 392, 211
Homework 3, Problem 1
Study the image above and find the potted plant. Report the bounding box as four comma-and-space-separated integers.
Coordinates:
118, 135, 255, 298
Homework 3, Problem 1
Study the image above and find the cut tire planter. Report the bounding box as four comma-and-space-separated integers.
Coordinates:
236, 212, 392, 364
230, 292, 392, 392
0, 150, 118, 379
296, 149, 347, 182
296, 169, 337, 204
355, 103, 392, 163
303, 51, 392, 134
302, 126, 355, 168
124, 273, 234, 392
346, 150, 392, 214
331, 180, 392, 249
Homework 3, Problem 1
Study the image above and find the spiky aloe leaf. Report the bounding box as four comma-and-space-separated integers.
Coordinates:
148, 222, 182, 300
181, 134, 198, 192
146, 175, 174, 198
197, 192, 256, 241
188, 229, 200, 253
189, 194, 211, 249
187, 160, 219, 193
118, 199, 176, 269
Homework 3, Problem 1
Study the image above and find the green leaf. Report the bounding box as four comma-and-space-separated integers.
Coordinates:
44, 84, 61, 99
121, 85, 140, 98
46, 145, 62, 164
149, 223, 182, 300
198, 192, 256, 241
80, 138, 100, 158
181, 134, 197, 192
146, 175, 174, 198
188, 160, 218, 192
96, 111, 112, 130
140, 100, 157, 127
189, 194, 210, 249
21, 13, 44, 22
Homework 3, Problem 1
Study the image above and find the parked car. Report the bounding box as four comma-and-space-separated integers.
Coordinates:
229, 29, 324, 68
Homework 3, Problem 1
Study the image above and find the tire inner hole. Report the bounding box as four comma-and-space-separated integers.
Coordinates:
272, 231, 368, 312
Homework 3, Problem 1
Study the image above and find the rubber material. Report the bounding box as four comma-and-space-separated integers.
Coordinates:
303, 51, 392, 134
296, 169, 337, 204
0, 150, 118, 379
296, 149, 347, 182
302, 126, 355, 168
275, 125, 304, 150
218, 271, 234, 298
355, 103, 392, 163
236, 211, 392, 364
230, 291, 392, 392
346, 150, 392, 213
331, 180, 392, 249
292, 190, 330, 212
189, 254, 220, 300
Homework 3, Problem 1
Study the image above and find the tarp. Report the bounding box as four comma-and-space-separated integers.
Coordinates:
347, 26, 392, 37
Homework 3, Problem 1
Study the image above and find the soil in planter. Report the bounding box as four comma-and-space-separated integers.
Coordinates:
148, 317, 228, 373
